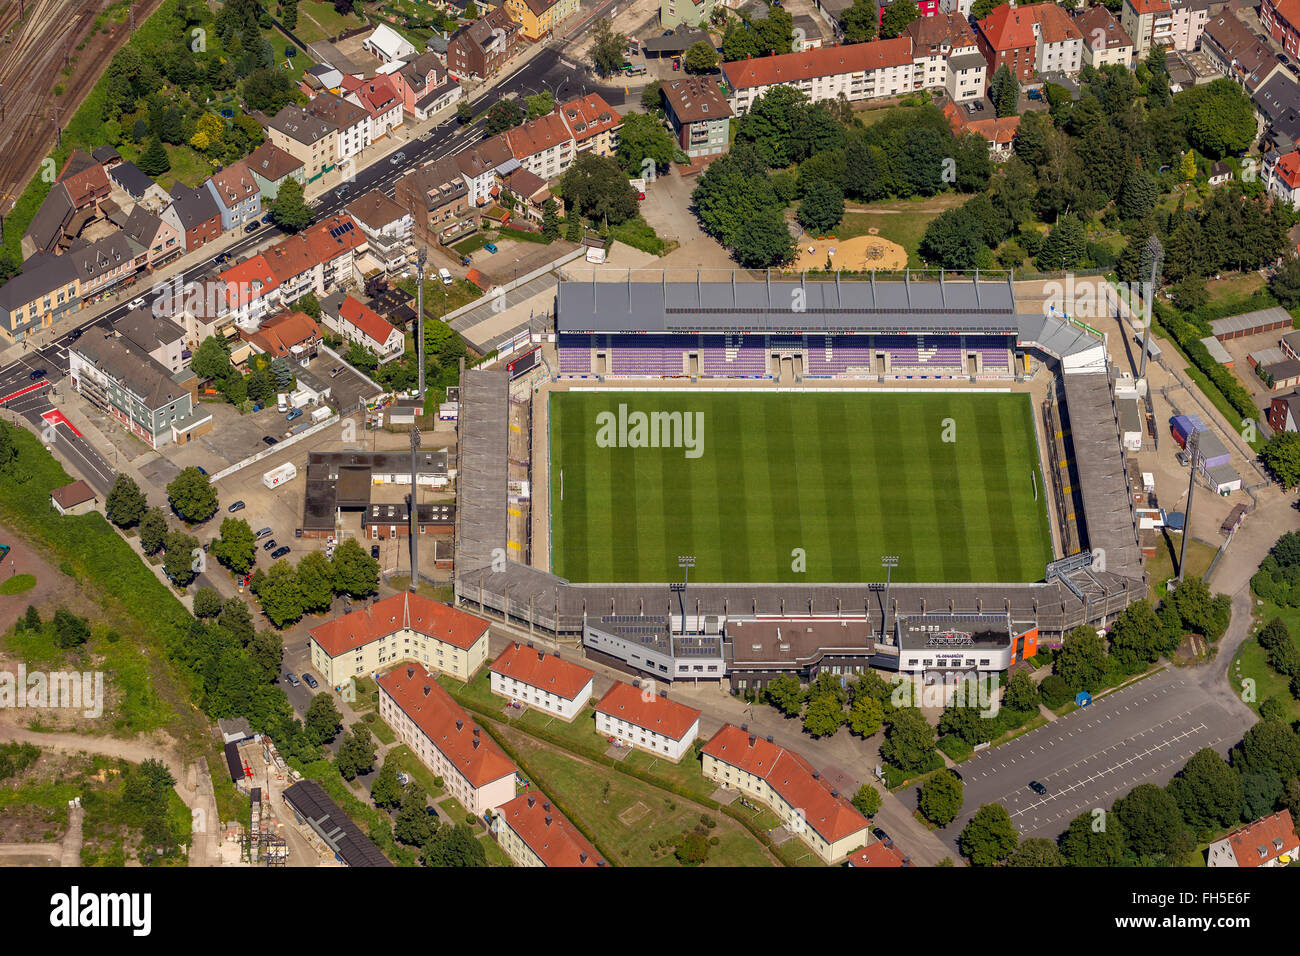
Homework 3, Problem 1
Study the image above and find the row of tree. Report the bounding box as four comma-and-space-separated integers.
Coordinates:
248, 540, 380, 628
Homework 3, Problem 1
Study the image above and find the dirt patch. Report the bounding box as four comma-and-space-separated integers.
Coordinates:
789, 233, 908, 272
0, 527, 66, 635
618, 801, 649, 826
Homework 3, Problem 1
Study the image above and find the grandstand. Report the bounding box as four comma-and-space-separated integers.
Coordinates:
453, 274, 1138, 683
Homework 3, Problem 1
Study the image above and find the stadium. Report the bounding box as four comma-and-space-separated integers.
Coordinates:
452, 271, 1147, 690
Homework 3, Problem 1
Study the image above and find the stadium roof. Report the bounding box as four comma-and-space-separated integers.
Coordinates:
555, 275, 1020, 334
455, 368, 510, 574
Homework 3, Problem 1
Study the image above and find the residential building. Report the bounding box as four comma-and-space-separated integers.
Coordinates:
495, 792, 602, 867
91, 145, 122, 170
263, 105, 339, 183
114, 307, 187, 375
204, 159, 262, 231
502, 167, 552, 223
504, 112, 575, 180
944, 102, 1021, 160
162, 184, 222, 252
1265, 148, 1300, 207
661, 76, 732, 158
50, 479, 99, 517
905, 12, 986, 102
1209, 159, 1233, 184
1254, 74, 1300, 151
1262, 0, 1300, 58
489, 641, 595, 720
1202, 12, 1285, 92
108, 161, 170, 211
394, 51, 463, 120
68, 327, 209, 448
1207, 810, 1299, 866
322, 294, 404, 362
594, 681, 701, 762
246, 141, 306, 201
559, 93, 623, 158
57, 149, 111, 212
21, 184, 77, 258
378, 662, 517, 815
661, 0, 724, 29
346, 190, 414, 273
219, 254, 281, 329
262, 214, 368, 307
0, 255, 80, 342
298, 63, 345, 99
344, 74, 405, 141
308, 590, 491, 687
846, 842, 912, 866
396, 155, 472, 247
119, 206, 182, 271
975, 2, 1083, 83
1268, 390, 1300, 432
69, 233, 140, 303
702, 723, 870, 864
246, 310, 322, 364
456, 135, 515, 207
172, 278, 237, 349
722, 38, 918, 114
364, 23, 418, 64
504, 0, 580, 40
1075, 4, 1135, 68
1169, 0, 1220, 52
307, 93, 372, 174
447, 8, 522, 80
1121, 0, 1173, 54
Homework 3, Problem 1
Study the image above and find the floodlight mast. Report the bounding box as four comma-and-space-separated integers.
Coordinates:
881, 556, 898, 642
677, 555, 695, 635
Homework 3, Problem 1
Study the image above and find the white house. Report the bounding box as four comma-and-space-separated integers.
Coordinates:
489, 642, 595, 721
377, 663, 517, 816
495, 792, 603, 867
322, 294, 404, 364
1207, 810, 1299, 867
306, 93, 372, 175
364, 23, 417, 65
593, 681, 700, 763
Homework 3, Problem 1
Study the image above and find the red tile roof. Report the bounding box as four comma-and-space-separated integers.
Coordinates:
219, 254, 280, 307
979, 2, 1081, 51
350, 74, 402, 118
489, 642, 595, 701
1217, 810, 1298, 866
703, 723, 869, 845
1277, 150, 1300, 189
559, 93, 623, 143
1128, 0, 1171, 15
497, 792, 602, 866
263, 214, 366, 283
248, 310, 321, 357
722, 38, 914, 90
208, 160, 258, 210
378, 663, 516, 788
310, 591, 490, 658
595, 682, 701, 742
846, 842, 907, 867
1273, 0, 1300, 30
338, 294, 398, 346
503, 112, 573, 160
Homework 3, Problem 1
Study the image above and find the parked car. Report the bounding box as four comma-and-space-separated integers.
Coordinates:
302, 673, 318, 688
974, 101, 985, 112
286, 408, 303, 422
272, 546, 291, 559
330, 365, 345, 377
29, 368, 46, 381
196, 466, 207, 476
262, 539, 277, 551
243, 221, 260, 233
256, 527, 273, 539
214, 253, 232, 265
460, 255, 472, 266
438, 267, 453, 285
389, 151, 405, 165
227, 500, 245, 512
371, 544, 380, 559
283, 672, 299, 687
66, 327, 83, 342
872, 827, 892, 846
261, 213, 272, 224
1029, 780, 1048, 795
484, 242, 498, 254
128, 296, 147, 310
262, 435, 278, 446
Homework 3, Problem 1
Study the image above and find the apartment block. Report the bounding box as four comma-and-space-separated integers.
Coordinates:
594, 681, 701, 762
489, 641, 596, 720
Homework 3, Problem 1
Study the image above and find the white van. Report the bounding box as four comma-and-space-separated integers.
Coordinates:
438, 267, 453, 285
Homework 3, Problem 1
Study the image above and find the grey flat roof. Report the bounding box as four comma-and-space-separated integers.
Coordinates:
1211, 306, 1292, 337
556, 276, 1019, 334
282, 780, 392, 867
1200, 335, 1232, 364
1207, 463, 1240, 483
455, 368, 510, 574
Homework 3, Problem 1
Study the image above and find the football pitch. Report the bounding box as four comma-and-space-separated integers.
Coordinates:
549, 391, 1055, 585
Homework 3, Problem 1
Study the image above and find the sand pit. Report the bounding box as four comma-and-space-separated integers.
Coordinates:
789, 232, 909, 272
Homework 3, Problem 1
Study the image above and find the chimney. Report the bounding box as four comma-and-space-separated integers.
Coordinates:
527, 795, 535, 807
748, 734, 756, 747
472, 738, 480, 749
633, 679, 640, 688
766, 735, 774, 744
423, 685, 430, 696
543, 801, 551, 812
659, 689, 667, 699
831, 789, 839, 798
545, 815, 553, 826
539, 649, 546, 662
597, 860, 607, 866
740, 723, 748, 732
473, 726, 480, 737
406, 667, 414, 678
456, 719, 463, 731
580, 852, 588, 863
812, 771, 820, 779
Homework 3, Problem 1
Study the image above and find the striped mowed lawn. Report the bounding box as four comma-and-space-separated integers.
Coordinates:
549, 391, 1054, 584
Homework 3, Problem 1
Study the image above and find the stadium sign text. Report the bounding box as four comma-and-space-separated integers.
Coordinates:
595, 404, 705, 459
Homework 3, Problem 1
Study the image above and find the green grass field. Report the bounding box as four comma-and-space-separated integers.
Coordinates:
550, 391, 1053, 584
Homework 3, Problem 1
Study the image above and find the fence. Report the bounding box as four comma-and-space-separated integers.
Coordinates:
206, 412, 339, 484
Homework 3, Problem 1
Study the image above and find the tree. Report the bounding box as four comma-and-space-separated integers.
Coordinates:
765, 674, 805, 717
52, 607, 90, 649
1118, 164, 1159, 222
851, 783, 881, 818
674, 830, 710, 866
456, 100, 473, 124
106, 474, 147, 528
1233, 719, 1300, 781
296, 551, 336, 613
268, 176, 312, 233
797, 180, 845, 234
212, 517, 256, 576
305, 693, 342, 746
640, 80, 663, 113
191, 336, 233, 384
336, 724, 375, 781
848, 693, 884, 737
733, 206, 796, 268
22, 605, 40, 632
139, 137, 170, 176
1002, 671, 1039, 714
1271, 256, 1300, 309
193, 586, 224, 619
959, 803, 1018, 865
880, 706, 937, 772
463, 0, 476, 17
1180, 148, 1197, 181
989, 64, 1019, 118
920, 205, 989, 270
248, 631, 282, 682
395, 784, 434, 845
1054, 624, 1108, 692
1167, 577, 1230, 642
329, 538, 378, 598
219, 598, 256, 646
684, 40, 718, 74
371, 762, 403, 810
1261, 431, 1300, 488
423, 823, 487, 867
167, 467, 219, 524
1114, 783, 1191, 864
541, 197, 560, 240
139, 507, 168, 556
1036, 214, 1086, 272
918, 771, 963, 826
1108, 599, 1164, 669
589, 18, 627, 77
840, 0, 877, 43
1169, 747, 1243, 835
560, 153, 638, 226
1059, 810, 1127, 866
162, 531, 200, 587
1007, 837, 1064, 867
880, 0, 919, 38
1242, 769, 1284, 821
616, 111, 676, 175
1176, 78, 1257, 158
259, 560, 304, 628
802, 694, 844, 737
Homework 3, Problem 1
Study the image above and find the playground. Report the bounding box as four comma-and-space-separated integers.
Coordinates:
788, 232, 909, 272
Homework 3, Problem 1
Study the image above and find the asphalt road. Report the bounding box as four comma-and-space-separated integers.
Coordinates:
926, 667, 1253, 848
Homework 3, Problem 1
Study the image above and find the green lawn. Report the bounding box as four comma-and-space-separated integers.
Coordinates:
0, 573, 36, 594
832, 194, 967, 267
293, 0, 366, 43
550, 391, 1053, 583
1144, 529, 1218, 602
1234, 598, 1300, 722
